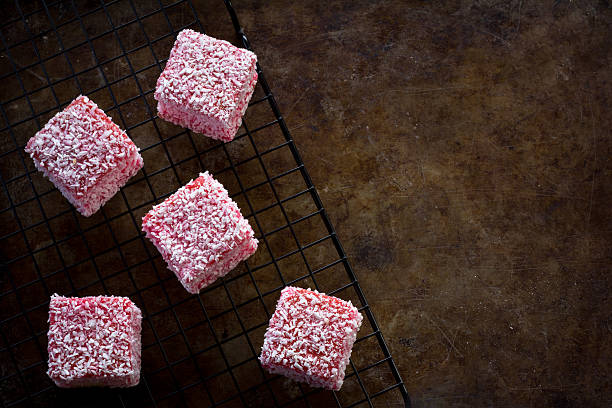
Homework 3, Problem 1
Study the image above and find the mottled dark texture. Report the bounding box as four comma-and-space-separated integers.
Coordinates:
1, 0, 611, 407
204, 1, 612, 406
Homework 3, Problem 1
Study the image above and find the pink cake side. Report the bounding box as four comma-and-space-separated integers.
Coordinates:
187, 235, 258, 292
154, 29, 258, 142
47, 294, 142, 388
157, 71, 257, 142
142, 172, 258, 293
25, 95, 143, 216
226, 71, 259, 137
259, 287, 363, 391
79, 150, 142, 215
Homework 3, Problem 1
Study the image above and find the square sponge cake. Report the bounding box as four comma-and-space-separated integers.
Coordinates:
142, 172, 258, 293
154, 29, 258, 142
260, 287, 363, 391
47, 294, 142, 388
24, 95, 143, 217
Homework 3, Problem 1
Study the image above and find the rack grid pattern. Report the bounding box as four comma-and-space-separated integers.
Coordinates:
0, 0, 409, 406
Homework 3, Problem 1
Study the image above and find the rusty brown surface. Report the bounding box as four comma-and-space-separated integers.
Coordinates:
206, 1, 612, 406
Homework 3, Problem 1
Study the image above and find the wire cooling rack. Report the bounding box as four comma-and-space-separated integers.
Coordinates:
0, 0, 409, 407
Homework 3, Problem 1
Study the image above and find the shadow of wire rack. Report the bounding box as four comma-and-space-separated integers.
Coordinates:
0, 0, 409, 406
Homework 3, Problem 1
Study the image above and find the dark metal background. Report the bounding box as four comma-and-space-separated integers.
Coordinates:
0, 0, 409, 406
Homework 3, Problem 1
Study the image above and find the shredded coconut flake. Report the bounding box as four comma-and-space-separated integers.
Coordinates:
141, 172, 258, 293
46, 294, 142, 388
259, 287, 363, 391
154, 30, 258, 142
24, 95, 143, 216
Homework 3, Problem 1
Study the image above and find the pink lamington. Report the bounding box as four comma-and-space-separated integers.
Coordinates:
260, 287, 363, 391
47, 294, 142, 388
142, 172, 258, 293
154, 29, 258, 142
24, 95, 143, 217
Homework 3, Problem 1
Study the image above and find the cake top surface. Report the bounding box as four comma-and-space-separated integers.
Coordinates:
47, 294, 142, 380
25, 95, 139, 195
154, 29, 257, 122
261, 286, 363, 378
142, 172, 255, 285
